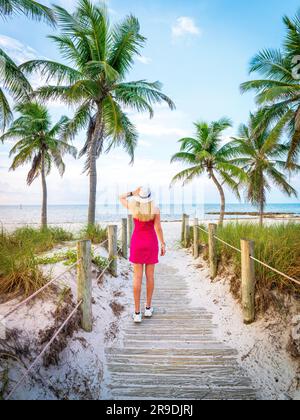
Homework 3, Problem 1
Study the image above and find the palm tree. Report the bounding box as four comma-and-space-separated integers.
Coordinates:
227, 111, 299, 226
170, 118, 245, 226
0, 0, 55, 25
0, 102, 77, 228
0, 1, 55, 130
21, 0, 175, 225
0, 49, 32, 131
240, 11, 300, 166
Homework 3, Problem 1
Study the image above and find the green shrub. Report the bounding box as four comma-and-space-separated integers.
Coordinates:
80, 224, 107, 244
197, 222, 300, 297
0, 226, 74, 299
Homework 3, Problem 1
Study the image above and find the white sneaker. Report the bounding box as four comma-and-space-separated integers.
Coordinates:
133, 312, 142, 323
144, 306, 154, 318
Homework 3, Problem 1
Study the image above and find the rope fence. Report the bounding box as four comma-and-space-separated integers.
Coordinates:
6, 300, 82, 400
195, 223, 299, 284
1, 218, 132, 400
2, 260, 80, 320
181, 214, 300, 324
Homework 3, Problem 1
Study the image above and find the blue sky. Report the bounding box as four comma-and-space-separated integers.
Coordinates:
0, 0, 300, 205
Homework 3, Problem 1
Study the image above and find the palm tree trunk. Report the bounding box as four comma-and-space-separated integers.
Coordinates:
88, 139, 97, 226
41, 152, 47, 229
88, 107, 104, 226
259, 200, 264, 226
210, 170, 226, 226
259, 174, 265, 227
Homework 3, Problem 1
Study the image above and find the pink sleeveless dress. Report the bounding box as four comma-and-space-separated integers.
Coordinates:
129, 218, 159, 265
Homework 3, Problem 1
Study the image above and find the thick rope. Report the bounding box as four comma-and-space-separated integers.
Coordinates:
213, 236, 242, 254
250, 256, 300, 287
2, 260, 80, 320
93, 239, 108, 252
195, 225, 299, 285
96, 262, 111, 281
6, 301, 82, 400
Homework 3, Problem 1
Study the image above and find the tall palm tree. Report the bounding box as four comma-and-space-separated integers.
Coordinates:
240, 11, 300, 166
21, 0, 175, 225
227, 111, 299, 226
170, 118, 245, 226
0, 102, 77, 228
0, 0, 55, 25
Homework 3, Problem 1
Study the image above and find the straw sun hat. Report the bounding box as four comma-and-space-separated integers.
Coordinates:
133, 185, 154, 204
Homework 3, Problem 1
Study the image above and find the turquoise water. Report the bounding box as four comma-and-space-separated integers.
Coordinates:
0, 203, 299, 225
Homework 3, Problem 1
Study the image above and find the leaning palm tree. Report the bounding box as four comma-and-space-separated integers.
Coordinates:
227, 111, 299, 226
0, 0, 55, 25
21, 0, 175, 225
0, 102, 77, 228
240, 11, 300, 166
170, 118, 245, 226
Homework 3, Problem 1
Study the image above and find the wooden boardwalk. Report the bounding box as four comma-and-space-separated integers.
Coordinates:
105, 261, 256, 400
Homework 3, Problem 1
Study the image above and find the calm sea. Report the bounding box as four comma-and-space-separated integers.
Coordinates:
0, 203, 299, 226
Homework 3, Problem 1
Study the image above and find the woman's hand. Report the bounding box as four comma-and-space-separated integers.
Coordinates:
132, 187, 142, 197
160, 242, 166, 257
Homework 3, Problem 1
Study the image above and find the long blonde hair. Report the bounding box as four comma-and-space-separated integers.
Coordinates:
129, 200, 158, 222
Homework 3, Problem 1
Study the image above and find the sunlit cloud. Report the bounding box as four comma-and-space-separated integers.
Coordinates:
136, 55, 152, 65
0, 35, 38, 64
172, 17, 201, 38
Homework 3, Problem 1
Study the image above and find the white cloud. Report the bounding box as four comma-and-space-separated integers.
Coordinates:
0, 35, 38, 64
130, 107, 191, 138
138, 140, 151, 148
172, 17, 201, 38
136, 55, 152, 65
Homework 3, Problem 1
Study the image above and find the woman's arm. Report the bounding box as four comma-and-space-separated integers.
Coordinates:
119, 187, 141, 209
154, 210, 166, 256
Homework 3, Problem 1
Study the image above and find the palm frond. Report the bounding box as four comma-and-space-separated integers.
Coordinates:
109, 14, 146, 77
0, 86, 12, 131
170, 152, 197, 165
20, 60, 82, 85
170, 166, 203, 187
0, 0, 56, 26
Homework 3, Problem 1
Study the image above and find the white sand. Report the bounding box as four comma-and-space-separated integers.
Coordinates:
0, 221, 299, 400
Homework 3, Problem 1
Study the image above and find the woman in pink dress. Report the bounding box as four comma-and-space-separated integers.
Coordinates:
119, 186, 166, 323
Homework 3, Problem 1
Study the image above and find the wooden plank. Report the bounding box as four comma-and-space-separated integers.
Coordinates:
104, 256, 255, 400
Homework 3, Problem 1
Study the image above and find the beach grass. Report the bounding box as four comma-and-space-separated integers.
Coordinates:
80, 224, 107, 244
0, 226, 74, 299
197, 222, 300, 308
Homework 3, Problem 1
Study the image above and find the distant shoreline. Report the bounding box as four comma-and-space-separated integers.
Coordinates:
206, 212, 300, 218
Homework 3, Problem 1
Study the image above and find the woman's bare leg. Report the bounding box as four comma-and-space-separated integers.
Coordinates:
133, 264, 144, 313
145, 264, 155, 308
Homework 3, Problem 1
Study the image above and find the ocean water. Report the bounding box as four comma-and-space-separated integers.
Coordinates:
0, 203, 299, 226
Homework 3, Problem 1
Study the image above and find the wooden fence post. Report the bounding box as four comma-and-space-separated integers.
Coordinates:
108, 224, 118, 277
208, 223, 218, 279
127, 214, 133, 247
121, 218, 128, 259
77, 240, 93, 332
181, 214, 187, 243
241, 239, 256, 324
184, 215, 190, 248
193, 218, 199, 259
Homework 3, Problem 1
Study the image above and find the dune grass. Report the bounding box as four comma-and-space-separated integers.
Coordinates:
79, 224, 107, 244
196, 222, 300, 309
0, 226, 74, 299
